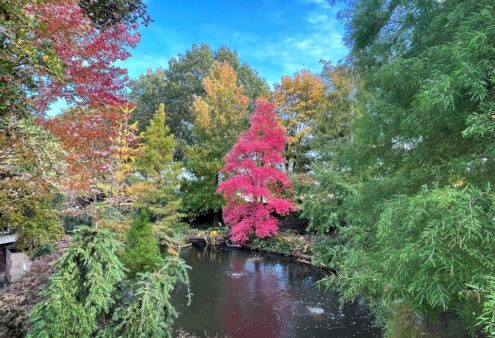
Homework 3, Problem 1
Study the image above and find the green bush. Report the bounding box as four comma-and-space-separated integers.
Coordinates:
29, 243, 54, 260
251, 231, 309, 256
104, 256, 191, 338
311, 236, 345, 269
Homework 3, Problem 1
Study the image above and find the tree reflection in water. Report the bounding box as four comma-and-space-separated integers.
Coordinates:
172, 247, 380, 338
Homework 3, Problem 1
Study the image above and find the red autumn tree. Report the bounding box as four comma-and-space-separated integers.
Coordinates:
25, 0, 140, 114
45, 104, 139, 195
218, 99, 296, 243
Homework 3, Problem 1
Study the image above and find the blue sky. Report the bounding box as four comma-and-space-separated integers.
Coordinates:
49, 0, 347, 115
124, 0, 348, 85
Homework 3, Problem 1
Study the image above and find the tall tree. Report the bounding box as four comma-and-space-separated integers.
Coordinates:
45, 104, 140, 233
129, 44, 268, 143
313, 62, 360, 152
272, 69, 327, 172
218, 99, 296, 243
321, 0, 495, 335
27, 0, 140, 113
1, 0, 143, 240
301, 63, 361, 234
132, 103, 184, 243
183, 61, 250, 224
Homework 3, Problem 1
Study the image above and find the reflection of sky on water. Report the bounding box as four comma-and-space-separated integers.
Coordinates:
173, 247, 380, 338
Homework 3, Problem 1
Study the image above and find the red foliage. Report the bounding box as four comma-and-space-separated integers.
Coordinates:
25, 0, 140, 113
218, 99, 296, 243
0, 252, 62, 338
45, 104, 138, 194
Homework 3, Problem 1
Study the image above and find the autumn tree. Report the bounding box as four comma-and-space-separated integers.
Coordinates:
0, 117, 65, 249
27, 0, 140, 113
183, 61, 250, 224
1, 0, 143, 242
272, 69, 327, 172
46, 105, 134, 194
218, 100, 296, 243
45, 104, 139, 230
103, 109, 140, 211
132, 103, 184, 244
129, 44, 268, 142
313, 62, 360, 151
300, 63, 361, 234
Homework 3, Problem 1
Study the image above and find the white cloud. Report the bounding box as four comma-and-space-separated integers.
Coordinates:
120, 0, 347, 86
307, 13, 329, 24
298, 0, 328, 5
232, 4, 347, 85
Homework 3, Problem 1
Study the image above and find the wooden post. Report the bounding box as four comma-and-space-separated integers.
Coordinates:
5, 248, 11, 284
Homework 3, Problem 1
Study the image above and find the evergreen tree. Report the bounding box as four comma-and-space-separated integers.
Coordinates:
122, 210, 163, 277
132, 103, 184, 244
317, 0, 495, 335
28, 225, 190, 338
28, 227, 125, 337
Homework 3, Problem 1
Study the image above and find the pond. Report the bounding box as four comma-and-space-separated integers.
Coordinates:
172, 246, 381, 338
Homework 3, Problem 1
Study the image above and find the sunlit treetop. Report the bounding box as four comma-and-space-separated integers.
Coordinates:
272, 69, 327, 172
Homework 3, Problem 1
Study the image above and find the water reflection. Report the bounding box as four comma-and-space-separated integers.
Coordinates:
173, 247, 381, 338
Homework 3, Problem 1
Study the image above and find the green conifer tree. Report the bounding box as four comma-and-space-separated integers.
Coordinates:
132, 103, 184, 245
28, 227, 125, 337
314, 1, 495, 335
104, 256, 191, 338
121, 210, 163, 277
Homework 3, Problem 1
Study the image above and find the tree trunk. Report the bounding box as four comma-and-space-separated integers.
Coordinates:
213, 210, 219, 228
213, 172, 219, 227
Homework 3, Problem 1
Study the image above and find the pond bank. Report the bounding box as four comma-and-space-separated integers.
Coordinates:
185, 229, 321, 268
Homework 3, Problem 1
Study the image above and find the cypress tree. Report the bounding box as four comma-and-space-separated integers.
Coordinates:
132, 103, 184, 244
122, 210, 163, 277
314, 0, 495, 335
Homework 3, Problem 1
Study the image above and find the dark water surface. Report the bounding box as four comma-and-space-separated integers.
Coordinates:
172, 247, 381, 338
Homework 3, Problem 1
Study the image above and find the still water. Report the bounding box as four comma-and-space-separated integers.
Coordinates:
172, 247, 381, 338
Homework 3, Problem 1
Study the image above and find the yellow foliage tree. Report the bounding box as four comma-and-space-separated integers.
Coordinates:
96, 106, 141, 233
272, 69, 327, 172
130, 103, 185, 245
184, 61, 250, 224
